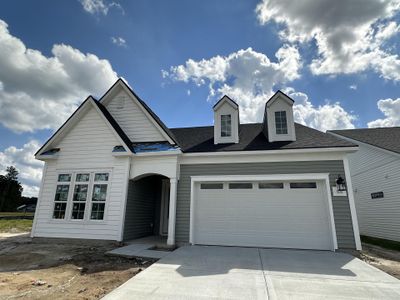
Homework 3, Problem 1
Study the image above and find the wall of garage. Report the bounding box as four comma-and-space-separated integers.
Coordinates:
176, 160, 356, 249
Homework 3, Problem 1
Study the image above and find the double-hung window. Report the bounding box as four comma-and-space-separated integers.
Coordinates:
221, 114, 232, 137
71, 173, 89, 220
53, 174, 71, 219
91, 173, 109, 220
275, 111, 288, 134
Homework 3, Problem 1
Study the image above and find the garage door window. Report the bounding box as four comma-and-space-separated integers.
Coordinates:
229, 183, 253, 189
258, 182, 284, 189
290, 182, 317, 189
200, 183, 223, 189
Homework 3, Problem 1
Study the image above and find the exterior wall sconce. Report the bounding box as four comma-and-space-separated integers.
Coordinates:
332, 174, 347, 197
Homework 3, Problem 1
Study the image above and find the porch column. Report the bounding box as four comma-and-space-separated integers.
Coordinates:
167, 178, 178, 245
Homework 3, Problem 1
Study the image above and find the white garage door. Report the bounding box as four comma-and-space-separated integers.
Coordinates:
193, 179, 334, 250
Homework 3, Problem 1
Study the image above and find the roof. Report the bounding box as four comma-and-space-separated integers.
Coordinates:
330, 127, 400, 155
266, 90, 294, 107
213, 95, 239, 110
171, 123, 356, 153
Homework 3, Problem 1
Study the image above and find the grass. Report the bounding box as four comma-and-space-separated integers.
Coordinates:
0, 219, 32, 233
361, 235, 400, 252
0, 212, 34, 217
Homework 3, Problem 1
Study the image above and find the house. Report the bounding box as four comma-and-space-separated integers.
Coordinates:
329, 128, 400, 243
32, 78, 361, 251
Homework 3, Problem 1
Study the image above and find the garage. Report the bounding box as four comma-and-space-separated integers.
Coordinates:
190, 175, 336, 250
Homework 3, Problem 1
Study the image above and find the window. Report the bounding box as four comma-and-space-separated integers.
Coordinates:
221, 114, 232, 137
71, 184, 88, 219
275, 111, 288, 134
53, 174, 71, 219
290, 182, 317, 189
229, 182, 253, 189
90, 173, 109, 220
200, 183, 223, 190
258, 182, 284, 189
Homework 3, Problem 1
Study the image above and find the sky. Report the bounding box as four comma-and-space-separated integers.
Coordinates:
0, 0, 400, 197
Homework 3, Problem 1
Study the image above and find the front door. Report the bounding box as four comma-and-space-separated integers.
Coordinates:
159, 179, 170, 236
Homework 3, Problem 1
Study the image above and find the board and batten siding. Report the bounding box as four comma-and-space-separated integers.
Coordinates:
176, 161, 356, 249
105, 90, 166, 142
348, 143, 400, 242
33, 107, 129, 241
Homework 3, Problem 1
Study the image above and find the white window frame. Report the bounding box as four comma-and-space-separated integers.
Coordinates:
275, 110, 288, 135
221, 114, 232, 137
51, 169, 111, 224
52, 174, 72, 220
90, 173, 110, 221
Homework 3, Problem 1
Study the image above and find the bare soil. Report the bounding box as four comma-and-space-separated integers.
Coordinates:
0, 233, 155, 300
357, 242, 400, 279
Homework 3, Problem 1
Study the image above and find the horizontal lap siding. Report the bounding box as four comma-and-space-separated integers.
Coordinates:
33, 107, 129, 241
348, 145, 400, 242
176, 161, 356, 249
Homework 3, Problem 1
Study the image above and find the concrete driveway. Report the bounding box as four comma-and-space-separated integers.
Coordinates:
103, 245, 400, 299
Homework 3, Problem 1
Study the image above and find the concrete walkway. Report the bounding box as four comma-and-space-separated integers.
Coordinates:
102, 246, 400, 299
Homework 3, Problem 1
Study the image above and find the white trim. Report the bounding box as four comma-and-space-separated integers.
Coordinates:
118, 157, 131, 241
329, 131, 400, 159
343, 156, 362, 250
189, 173, 338, 251
31, 162, 48, 238
100, 80, 175, 144
159, 179, 170, 236
167, 178, 178, 245
133, 150, 182, 156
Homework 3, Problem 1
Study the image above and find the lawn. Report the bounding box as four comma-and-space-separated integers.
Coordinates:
0, 212, 34, 217
0, 219, 32, 233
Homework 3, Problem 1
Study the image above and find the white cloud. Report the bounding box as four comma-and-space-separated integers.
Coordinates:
0, 140, 44, 197
368, 98, 400, 127
163, 45, 302, 122
285, 88, 356, 132
349, 84, 357, 90
79, 0, 123, 15
0, 19, 118, 133
256, 0, 400, 81
111, 36, 127, 47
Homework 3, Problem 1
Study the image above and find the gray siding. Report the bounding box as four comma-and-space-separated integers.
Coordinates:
176, 161, 356, 249
124, 177, 161, 240
347, 144, 400, 242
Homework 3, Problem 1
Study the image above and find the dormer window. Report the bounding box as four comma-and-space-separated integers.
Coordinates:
275, 111, 288, 135
221, 114, 232, 137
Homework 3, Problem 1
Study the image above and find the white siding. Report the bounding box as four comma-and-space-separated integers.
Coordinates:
32, 107, 130, 241
348, 144, 400, 242
105, 90, 166, 142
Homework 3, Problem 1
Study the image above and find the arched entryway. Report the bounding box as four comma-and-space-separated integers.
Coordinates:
123, 174, 170, 241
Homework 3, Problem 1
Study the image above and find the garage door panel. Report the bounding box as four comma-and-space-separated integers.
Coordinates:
193, 179, 333, 250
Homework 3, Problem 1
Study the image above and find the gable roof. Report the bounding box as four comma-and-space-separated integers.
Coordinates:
99, 78, 179, 145
171, 123, 356, 153
330, 127, 400, 155
35, 97, 133, 157
213, 95, 239, 110
266, 90, 295, 107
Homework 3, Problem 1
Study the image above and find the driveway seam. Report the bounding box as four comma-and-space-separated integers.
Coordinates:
258, 248, 275, 300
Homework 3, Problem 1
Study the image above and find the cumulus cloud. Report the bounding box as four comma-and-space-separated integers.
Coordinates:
163, 45, 302, 122
0, 19, 118, 132
368, 98, 400, 127
349, 84, 357, 90
111, 36, 127, 47
79, 0, 123, 15
284, 88, 356, 131
0, 140, 44, 197
256, 0, 400, 80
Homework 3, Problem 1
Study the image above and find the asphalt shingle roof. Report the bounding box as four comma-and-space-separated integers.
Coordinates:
171, 123, 356, 153
330, 127, 400, 155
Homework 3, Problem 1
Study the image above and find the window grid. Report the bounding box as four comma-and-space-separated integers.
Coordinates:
53, 175, 71, 219
275, 111, 288, 134
221, 114, 232, 137
90, 173, 109, 220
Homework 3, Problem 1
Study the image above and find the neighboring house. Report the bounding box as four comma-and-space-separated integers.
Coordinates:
32, 78, 361, 251
329, 128, 400, 243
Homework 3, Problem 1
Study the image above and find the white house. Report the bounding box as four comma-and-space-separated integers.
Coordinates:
330, 128, 400, 243
32, 79, 361, 251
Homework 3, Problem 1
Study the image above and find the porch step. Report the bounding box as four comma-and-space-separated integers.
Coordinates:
106, 243, 173, 259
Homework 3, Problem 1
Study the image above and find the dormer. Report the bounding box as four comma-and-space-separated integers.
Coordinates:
264, 91, 296, 142
213, 95, 239, 144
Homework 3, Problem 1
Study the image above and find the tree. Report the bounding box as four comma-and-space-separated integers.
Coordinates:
0, 166, 23, 212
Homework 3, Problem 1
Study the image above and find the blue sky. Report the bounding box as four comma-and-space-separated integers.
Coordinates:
0, 0, 400, 196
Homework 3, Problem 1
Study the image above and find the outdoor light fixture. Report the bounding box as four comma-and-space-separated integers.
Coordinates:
335, 175, 346, 192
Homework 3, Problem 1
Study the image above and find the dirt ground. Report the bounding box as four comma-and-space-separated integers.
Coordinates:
358, 243, 400, 279
0, 233, 155, 300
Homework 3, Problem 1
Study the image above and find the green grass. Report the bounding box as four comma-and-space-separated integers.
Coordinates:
0, 219, 33, 233
0, 212, 34, 217
361, 235, 400, 252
